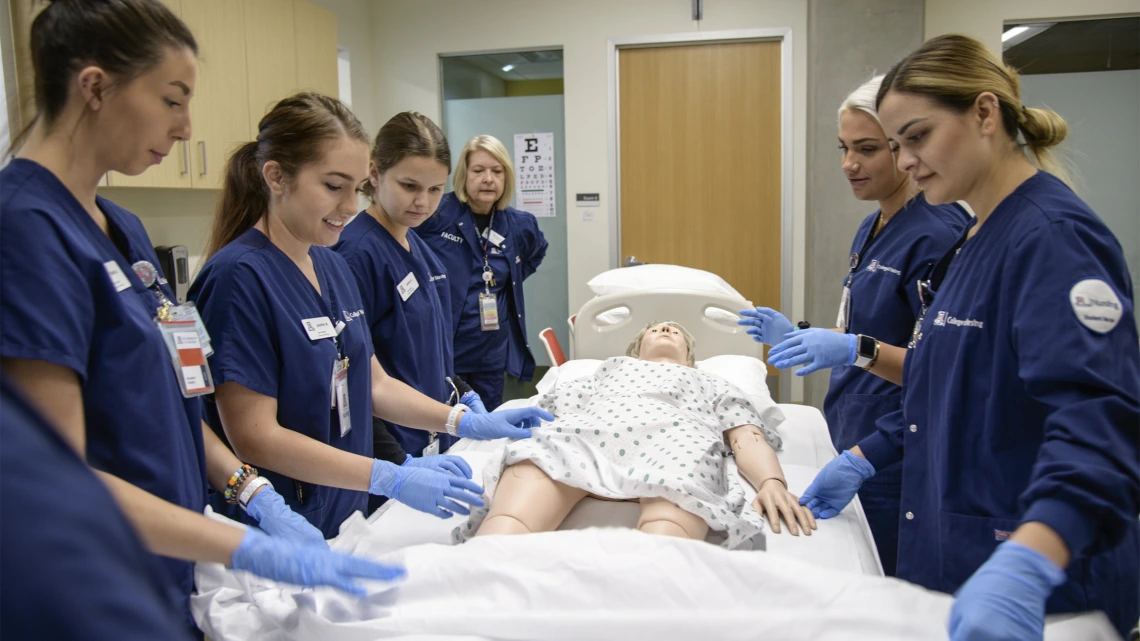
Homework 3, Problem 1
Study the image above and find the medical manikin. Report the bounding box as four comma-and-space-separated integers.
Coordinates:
457, 322, 816, 548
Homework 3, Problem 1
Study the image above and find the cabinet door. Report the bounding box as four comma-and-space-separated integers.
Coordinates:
294, 0, 339, 99
244, 0, 298, 136
181, 0, 251, 190
106, 0, 192, 188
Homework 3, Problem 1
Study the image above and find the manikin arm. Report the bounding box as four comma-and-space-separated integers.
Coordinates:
726, 424, 816, 536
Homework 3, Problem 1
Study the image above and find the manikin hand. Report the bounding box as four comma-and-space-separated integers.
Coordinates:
752, 479, 816, 536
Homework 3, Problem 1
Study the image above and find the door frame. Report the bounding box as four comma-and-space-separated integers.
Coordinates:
607, 28, 796, 402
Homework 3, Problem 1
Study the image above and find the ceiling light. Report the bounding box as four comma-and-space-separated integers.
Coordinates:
502, 64, 514, 72
1001, 26, 1030, 42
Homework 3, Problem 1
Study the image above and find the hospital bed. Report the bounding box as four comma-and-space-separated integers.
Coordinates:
193, 288, 1123, 641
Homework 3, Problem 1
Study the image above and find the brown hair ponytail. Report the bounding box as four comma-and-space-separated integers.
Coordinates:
203, 91, 369, 258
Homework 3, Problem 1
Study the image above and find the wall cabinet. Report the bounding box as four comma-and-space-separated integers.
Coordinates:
106, 0, 337, 189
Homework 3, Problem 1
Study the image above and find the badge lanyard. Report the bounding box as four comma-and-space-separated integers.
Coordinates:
837, 216, 884, 332
132, 260, 214, 398
909, 235, 967, 349
477, 212, 501, 332
314, 262, 352, 439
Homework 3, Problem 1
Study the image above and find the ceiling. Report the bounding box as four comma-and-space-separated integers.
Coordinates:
446, 49, 564, 81
1003, 17, 1139, 75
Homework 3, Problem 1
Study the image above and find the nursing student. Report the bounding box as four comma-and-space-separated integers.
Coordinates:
801, 35, 1139, 641
0, 2, 402, 636
189, 94, 551, 540
739, 75, 968, 575
415, 135, 549, 409
334, 113, 527, 515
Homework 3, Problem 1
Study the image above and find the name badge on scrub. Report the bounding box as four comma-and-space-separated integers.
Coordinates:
422, 433, 440, 457
303, 317, 337, 340
836, 286, 851, 332
158, 319, 215, 397
483, 228, 505, 248
397, 272, 420, 302
331, 358, 351, 437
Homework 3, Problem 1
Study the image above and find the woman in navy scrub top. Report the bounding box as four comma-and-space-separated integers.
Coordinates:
0, 2, 404, 636
415, 135, 549, 409
805, 35, 1139, 640
738, 75, 968, 575
333, 112, 490, 517
191, 94, 550, 539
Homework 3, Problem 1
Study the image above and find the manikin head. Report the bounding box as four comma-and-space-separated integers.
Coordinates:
626, 322, 697, 367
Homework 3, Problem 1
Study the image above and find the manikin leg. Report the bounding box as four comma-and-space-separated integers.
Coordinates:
475, 460, 589, 536
636, 497, 710, 541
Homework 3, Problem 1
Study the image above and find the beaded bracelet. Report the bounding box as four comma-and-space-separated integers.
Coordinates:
224, 464, 257, 503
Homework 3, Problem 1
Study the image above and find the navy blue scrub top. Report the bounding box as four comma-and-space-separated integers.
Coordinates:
859, 172, 1140, 634
823, 193, 969, 485
190, 229, 374, 538
0, 375, 194, 641
0, 159, 207, 628
333, 212, 458, 456
415, 193, 548, 381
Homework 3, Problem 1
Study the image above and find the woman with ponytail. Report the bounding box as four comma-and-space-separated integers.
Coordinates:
189, 94, 551, 540
798, 34, 1139, 640
0, 2, 402, 637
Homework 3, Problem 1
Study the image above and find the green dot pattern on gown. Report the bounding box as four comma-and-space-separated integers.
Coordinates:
452, 356, 781, 551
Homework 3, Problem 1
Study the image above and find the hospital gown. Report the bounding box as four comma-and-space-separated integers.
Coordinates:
454, 357, 782, 549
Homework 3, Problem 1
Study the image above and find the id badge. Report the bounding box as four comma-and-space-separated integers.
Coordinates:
479, 292, 500, 331
422, 434, 440, 457
836, 286, 851, 332
169, 303, 212, 357
157, 319, 214, 397
332, 359, 351, 437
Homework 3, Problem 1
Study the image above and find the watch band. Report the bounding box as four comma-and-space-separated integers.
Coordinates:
445, 403, 470, 437
853, 334, 880, 370
238, 476, 271, 509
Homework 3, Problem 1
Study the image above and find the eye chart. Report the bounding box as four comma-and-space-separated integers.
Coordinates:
513, 132, 556, 218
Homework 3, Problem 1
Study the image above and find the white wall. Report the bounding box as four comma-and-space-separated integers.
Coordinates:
1020, 70, 1140, 288
925, 0, 1140, 52
369, 0, 809, 342
309, 0, 379, 134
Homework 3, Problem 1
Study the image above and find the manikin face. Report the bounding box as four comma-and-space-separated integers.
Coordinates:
636, 323, 690, 364
464, 149, 504, 210
371, 155, 449, 229
267, 135, 370, 247
837, 109, 905, 202
877, 90, 1003, 205
91, 46, 197, 176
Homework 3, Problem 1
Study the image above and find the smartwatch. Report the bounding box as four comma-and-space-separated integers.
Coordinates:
853, 334, 880, 370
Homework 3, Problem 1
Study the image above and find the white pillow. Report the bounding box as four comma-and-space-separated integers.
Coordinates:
587, 265, 742, 298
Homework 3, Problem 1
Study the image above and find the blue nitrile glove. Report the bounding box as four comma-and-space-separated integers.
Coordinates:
402, 453, 473, 479
244, 485, 327, 548
370, 459, 485, 519
231, 529, 405, 596
767, 328, 857, 376
737, 307, 796, 346
458, 406, 554, 440
461, 391, 488, 414
949, 541, 1067, 641
798, 451, 876, 518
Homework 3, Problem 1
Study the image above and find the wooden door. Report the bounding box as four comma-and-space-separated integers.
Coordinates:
181, 0, 251, 190
619, 41, 782, 311
294, 0, 339, 99
244, 0, 298, 135
105, 0, 192, 188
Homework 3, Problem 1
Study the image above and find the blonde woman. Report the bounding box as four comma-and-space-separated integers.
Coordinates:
804, 35, 1138, 640
415, 135, 548, 409
738, 75, 969, 576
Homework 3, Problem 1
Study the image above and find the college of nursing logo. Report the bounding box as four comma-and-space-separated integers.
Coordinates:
1069, 278, 1124, 333
866, 260, 902, 275
867, 260, 879, 272
441, 231, 464, 244
342, 309, 365, 322
933, 311, 947, 326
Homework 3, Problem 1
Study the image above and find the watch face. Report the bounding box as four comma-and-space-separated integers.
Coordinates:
859, 335, 877, 357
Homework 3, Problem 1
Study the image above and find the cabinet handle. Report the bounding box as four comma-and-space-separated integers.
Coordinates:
180, 141, 189, 175
199, 141, 207, 176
